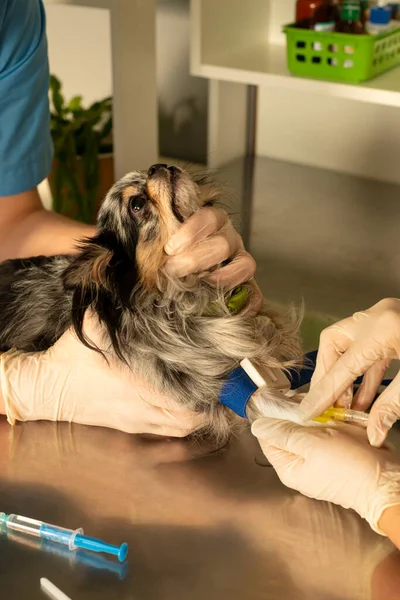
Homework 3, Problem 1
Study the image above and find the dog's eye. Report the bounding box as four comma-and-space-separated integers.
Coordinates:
130, 196, 147, 213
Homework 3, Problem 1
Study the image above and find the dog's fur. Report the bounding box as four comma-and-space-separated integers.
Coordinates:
0, 165, 302, 440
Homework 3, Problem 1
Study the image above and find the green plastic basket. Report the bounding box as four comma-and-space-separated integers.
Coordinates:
284, 23, 400, 83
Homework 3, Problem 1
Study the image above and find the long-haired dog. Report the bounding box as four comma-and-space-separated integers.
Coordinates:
0, 164, 302, 440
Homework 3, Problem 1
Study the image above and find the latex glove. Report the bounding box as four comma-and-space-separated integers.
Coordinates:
0, 312, 208, 436
252, 417, 400, 536
164, 207, 262, 311
249, 387, 308, 425
300, 298, 400, 447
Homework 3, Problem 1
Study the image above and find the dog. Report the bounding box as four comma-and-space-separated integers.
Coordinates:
0, 164, 302, 440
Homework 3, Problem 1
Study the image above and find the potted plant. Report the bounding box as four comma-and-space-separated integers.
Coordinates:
48, 74, 114, 224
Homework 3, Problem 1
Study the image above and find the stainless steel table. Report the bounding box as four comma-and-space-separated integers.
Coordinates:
0, 418, 399, 599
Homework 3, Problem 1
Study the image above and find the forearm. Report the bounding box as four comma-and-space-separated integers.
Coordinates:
0, 189, 94, 260
0, 190, 94, 417
379, 505, 400, 549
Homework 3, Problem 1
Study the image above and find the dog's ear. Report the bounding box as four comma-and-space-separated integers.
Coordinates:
63, 238, 116, 359
63, 236, 137, 365
64, 241, 114, 291
70, 284, 99, 352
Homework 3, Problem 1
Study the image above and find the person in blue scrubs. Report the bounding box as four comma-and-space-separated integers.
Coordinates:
0, 0, 258, 435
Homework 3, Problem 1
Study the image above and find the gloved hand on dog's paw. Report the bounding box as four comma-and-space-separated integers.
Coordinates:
0, 312, 208, 436
164, 207, 262, 313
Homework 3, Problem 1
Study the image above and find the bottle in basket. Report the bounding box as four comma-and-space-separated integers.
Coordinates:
360, 0, 370, 24
366, 4, 392, 34
296, 1, 323, 26
336, 2, 365, 33
311, 0, 340, 31
388, 2, 400, 20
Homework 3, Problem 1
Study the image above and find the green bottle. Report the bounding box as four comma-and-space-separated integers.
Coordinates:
336, 1, 365, 33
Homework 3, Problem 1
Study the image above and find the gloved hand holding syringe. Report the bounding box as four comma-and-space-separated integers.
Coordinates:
219, 300, 400, 550
224, 358, 400, 549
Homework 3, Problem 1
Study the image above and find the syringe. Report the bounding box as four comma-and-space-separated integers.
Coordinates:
313, 406, 369, 427
0, 513, 128, 562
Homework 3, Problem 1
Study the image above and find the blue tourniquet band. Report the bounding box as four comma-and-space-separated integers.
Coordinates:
219, 367, 258, 418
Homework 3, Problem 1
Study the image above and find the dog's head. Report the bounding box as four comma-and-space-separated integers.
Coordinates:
63, 164, 226, 360
95, 164, 221, 288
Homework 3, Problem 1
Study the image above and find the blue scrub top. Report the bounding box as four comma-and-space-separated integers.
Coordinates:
0, 0, 53, 196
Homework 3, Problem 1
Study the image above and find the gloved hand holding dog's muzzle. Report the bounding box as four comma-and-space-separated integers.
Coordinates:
164, 206, 263, 314
0, 311, 208, 437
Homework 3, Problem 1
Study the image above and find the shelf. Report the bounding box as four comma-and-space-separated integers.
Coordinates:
191, 0, 400, 107
193, 42, 400, 108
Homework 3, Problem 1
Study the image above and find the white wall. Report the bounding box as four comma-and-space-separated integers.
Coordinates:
256, 88, 400, 186
46, 5, 112, 105
157, 0, 208, 162
157, 1, 206, 118
45, 1, 208, 162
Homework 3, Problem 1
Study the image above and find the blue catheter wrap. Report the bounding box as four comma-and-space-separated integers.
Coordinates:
219, 367, 258, 418
219, 352, 319, 418
219, 349, 394, 419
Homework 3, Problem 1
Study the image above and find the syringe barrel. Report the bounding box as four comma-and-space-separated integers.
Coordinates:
40, 524, 83, 550
3, 514, 83, 550
343, 409, 369, 427
4, 514, 42, 537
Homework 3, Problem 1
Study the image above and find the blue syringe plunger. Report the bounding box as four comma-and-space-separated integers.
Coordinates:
0, 513, 128, 562
74, 534, 128, 562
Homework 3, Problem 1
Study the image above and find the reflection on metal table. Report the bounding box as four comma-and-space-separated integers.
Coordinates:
0, 417, 399, 599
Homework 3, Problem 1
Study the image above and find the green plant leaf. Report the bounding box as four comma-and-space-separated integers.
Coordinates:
49, 74, 61, 94
49, 76, 113, 222
50, 74, 65, 116
68, 95, 83, 112
88, 97, 112, 111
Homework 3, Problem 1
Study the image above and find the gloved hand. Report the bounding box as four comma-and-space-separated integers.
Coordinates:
0, 312, 208, 436
252, 417, 400, 537
300, 298, 400, 447
164, 207, 262, 313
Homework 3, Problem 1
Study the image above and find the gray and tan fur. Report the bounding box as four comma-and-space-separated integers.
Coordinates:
0, 164, 302, 440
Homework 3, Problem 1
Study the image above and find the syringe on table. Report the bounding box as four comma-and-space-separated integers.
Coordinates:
0, 513, 128, 562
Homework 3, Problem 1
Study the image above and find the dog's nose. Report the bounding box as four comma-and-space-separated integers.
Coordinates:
148, 164, 168, 177
167, 165, 182, 174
